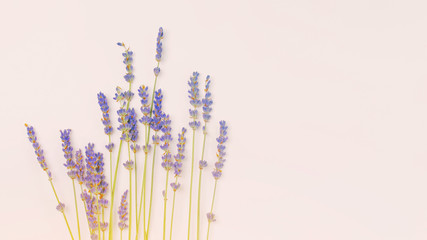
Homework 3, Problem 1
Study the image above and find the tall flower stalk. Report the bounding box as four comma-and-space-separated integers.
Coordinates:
60, 129, 81, 240
118, 190, 129, 240
124, 160, 134, 240
97, 92, 113, 194
160, 114, 173, 240
109, 42, 134, 240
187, 72, 201, 240
169, 128, 187, 240
146, 89, 164, 239
206, 121, 228, 240
25, 124, 75, 240
196, 75, 212, 240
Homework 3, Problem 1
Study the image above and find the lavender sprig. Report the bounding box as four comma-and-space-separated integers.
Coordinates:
169, 127, 187, 240
25, 124, 74, 239
97, 92, 113, 135
118, 190, 129, 234
160, 114, 173, 240
206, 121, 229, 240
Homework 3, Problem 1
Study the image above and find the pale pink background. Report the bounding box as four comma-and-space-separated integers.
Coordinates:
1, 0, 427, 239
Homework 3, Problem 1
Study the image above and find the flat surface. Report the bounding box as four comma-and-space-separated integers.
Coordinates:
1, 0, 427, 239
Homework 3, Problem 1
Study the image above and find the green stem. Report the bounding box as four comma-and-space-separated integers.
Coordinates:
120, 230, 123, 240
206, 180, 218, 240
129, 170, 133, 240
109, 135, 112, 194
145, 134, 158, 239
197, 130, 207, 240
169, 178, 178, 240
163, 170, 170, 240
133, 146, 138, 235
108, 140, 124, 240
97, 195, 101, 240
49, 179, 75, 240
136, 125, 149, 240
103, 208, 105, 240
187, 129, 196, 240
72, 180, 81, 240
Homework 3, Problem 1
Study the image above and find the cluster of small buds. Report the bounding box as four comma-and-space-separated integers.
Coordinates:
130, 143, 140, 153
199, 160, 207, 169
202, 75, 213, 126
105, 143, 114, 152
160, 114, 173, 171
152, 135, 160, 145
25, 124, 51, 178
206, 212, 216, 223
170, 182, 181, 192
212, 121, 228, 180
56, 202, 65, 213
155, 27, 164, 63
151, 89, 164, 132
173, 128, 187, 177
117, 42, 134, 83
129, 108, 139, 142
114, 87, 134, 106
81, 190, 99, 238
75, 149, 86, 185
60, 129, 76, 179
118, 190, 129, 230
84, 143, 108, 197
117, 108, 132, 142
188, 72, 201, 130
143, 144, 152, 154
123, 160, 134, 171
138, 85, 151, 125
97, 92, 113, 135
100, 222, 108, 232
99, 198, 109, 209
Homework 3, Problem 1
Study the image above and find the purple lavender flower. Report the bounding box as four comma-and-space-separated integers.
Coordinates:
170, 182, 181, 191
25, 124, 50, 177
202, 75, 213, 124
143, 144, 152, 154
138, 85, 151, 125
60, 129, 76, 179
150, 89, 164, 131
160, 114, 173, 171
118, 43, 134, 83
199, 160, 207, 169
155, 27, 164, 63
85, 144, 108, 198
97, 92, 113, 135
130, 144, 140, 153
129, 108, 139, 142
81, 190, 99, 236
75, 149, 85, 185
172, 128, 187, 177
206, 212, 216, 223
117, 108, 131, 141
100, 222, 108, 232
99, 198, 109, 209
188, 72, 201, 130
118, 190, 129, 230
123, 160, 134, 171
212, 121, 228, 180
56, 202, 65, 213
105, 143, 114, 152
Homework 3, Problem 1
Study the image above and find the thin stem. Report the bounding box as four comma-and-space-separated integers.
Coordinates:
145, 135, 158, 239
120, 230, 123, 240
206, 180, 218, 240
197, 130, 207, 240
187, 129, 196, 240
129, 170, 133, 240
136, 125, 149, 240
108, 140, 124, 240
96, 196, 101, 240
169, 178, 178, 240
72, 180, 81, 240
49, 179, 75, 240
163, 170, 170, 240
103, 208, 105, 240
133, 146, 138, 235
109, 135, 112, 193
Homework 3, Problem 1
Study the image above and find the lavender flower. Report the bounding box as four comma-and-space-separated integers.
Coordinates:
123, 160, 134, 171
199, 160, 207, 169
138, 85, 151, 125
75, 149, 85, 185
172, 128, 187, 177
97, 92, 113, 135
206, 212, 216, 223
56, 202, 65, 213
155, 27, 164, 63
81, 190, 99, 238
25, 124, 51, 178
105, 143, 114, 152
129, 108, 139, 142
130, 144, 140, 153
118, 43, 134, 83
188, 72, 201, 130
202, 75, 213, 124
150, 89, 164, 131
143, 144, 152, 154
118, 190, 129, 230
85, 144, 108, 197
160, 114, 173, 171
170, 182, 181, 191
60, 129, 76, 179
212, 121, 228, 180
117, 108, 131, 142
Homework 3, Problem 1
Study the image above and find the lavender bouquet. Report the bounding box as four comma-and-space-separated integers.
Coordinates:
25, 27, 229, 240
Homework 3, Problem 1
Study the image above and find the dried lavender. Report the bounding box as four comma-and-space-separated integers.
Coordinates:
160, 114, 173, 240
25, 124, 74, 239
170, 127, 187, 240
60, 129, 81, 240
98, 92, 114, 194
118, 190, 129, 240
187, 71, 201, 240
206, 121, 229, 240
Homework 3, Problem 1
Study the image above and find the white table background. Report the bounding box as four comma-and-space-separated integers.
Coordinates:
1, 0, 427, 239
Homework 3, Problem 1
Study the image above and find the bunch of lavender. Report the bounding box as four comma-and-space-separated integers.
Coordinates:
24, 27, 231, 240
